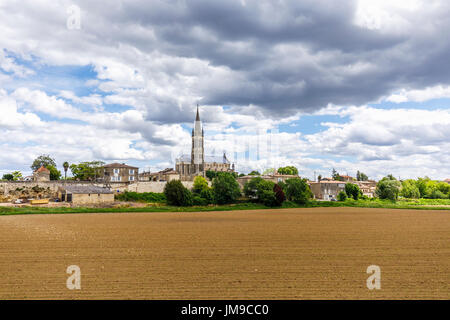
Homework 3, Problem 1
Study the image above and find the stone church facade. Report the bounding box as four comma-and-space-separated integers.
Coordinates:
175, 106, 234, 180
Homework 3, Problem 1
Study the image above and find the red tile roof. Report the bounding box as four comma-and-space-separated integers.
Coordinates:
36, 166, 50, 173
104, 163, 138, 169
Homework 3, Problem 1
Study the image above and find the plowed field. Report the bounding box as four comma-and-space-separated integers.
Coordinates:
0, 207, 448, 299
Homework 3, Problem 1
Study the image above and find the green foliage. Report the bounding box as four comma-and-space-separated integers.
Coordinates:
285, 178, 312, 204
46, 164, 61, 180
193, 195, 209, 206
243, 177, 264, 198
337, 191, 347, 201
200, 188, 215, 204
2, 173, 14, 181
115, 191, 166, 203
193, 176, 209, 194
331, 168, 344, 181
212, 172, 241, 204
164, 180, 193, 206
277, 166, 298, 175
31, 154, 57, 172
400, 180, 420, 199
205, 170, 217, 180
356, 170, 368, 181
345, 183, 361, 200
63, 161, 70, 179
262, 168, 276, 175
429, 189, 447, 199
248, 170, 261, 176
70, 161, 105, 181
12, 171, 22, 181
376, 176, 401, 201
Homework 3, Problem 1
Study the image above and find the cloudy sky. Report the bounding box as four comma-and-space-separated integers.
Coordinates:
1, 0, 450, 180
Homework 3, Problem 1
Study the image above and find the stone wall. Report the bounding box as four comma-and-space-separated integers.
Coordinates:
0, 180, 197, 202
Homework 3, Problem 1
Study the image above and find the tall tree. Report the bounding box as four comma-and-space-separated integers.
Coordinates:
63, 162, 69, 180
31, 154, 57, 172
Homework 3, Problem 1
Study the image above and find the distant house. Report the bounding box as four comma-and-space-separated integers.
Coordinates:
102, 163, 139, 182
309, 181, 346, 200
139, 168, 180, 182
33, 166, 50, 182
58, 185, 114, 205
444, 179, 450, 184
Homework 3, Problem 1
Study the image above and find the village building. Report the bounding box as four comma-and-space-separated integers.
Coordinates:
354, 180, 377, 198
444, 179, 450, 184
139, 168, 180, 182
33, 166, 50, 182
175, 106, 234, 181
58, 185, 114, 205
102, 163, 139, 182
309, 181, 346, 201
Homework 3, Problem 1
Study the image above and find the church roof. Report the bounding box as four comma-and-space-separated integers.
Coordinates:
176, 154, 230, 164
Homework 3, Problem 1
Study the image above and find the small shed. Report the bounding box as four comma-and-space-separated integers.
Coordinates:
59, 185, 114, 205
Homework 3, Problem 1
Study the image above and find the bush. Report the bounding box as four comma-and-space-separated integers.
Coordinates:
115, 191, 166, 202
164, 180, 193, 206
193, 195, 208, 206
259, 189, 279, 207
345, 183, 361, 200
200, 188, 214, 204
243, 177, 264, 198
337, 191, 347, 201
430, 190, 447, 199
285, 178, 312, 204
193, 176, 209, 194
273, 183, 286, 206
376, 176, 401, 201
212, 172, 241, 204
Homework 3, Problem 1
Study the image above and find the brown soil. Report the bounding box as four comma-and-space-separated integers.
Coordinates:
0, 207, 448, 299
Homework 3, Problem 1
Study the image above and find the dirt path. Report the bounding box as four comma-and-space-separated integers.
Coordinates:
0, 207, 448, 299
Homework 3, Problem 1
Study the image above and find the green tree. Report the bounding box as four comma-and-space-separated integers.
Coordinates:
243, 177, 264, 198
63, 161, 69, 180
70, 161, 105, 181
337, 191, 347, 201
248, 170, 260, 176
285, 178, 313, 204
376, 176, 401, 201
193, 176, 209, 194
262, 168, 276, 175
332, 168, 343, 181
12, 171, 22, 181
212, 172, 241, 204
164, 180, 193, 206
205, 170, 217, 180
356, 171, 369, 181
400, 180, 420, 199
31, 154, 57, 172
345, 183, 361, 200
45, 165, 61, 180
277, 166, 299, 175
2, 173, 14, 181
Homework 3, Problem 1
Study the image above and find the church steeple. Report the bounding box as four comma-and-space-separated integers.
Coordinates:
196, 104, 200, 121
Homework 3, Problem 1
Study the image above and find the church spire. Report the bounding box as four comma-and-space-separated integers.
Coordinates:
196, 104, 200, 121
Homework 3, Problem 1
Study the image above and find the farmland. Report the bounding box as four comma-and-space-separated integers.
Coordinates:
0, 207, 448, 299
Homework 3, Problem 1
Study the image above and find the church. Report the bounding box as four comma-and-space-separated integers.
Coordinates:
175, 106, 235, 180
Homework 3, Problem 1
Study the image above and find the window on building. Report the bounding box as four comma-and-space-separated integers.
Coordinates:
129, 169, 134, 175
129, 176, 135, 181
114, 168, 119, 174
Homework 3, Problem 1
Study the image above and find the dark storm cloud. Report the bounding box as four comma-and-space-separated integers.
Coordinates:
78, 0, 450, 118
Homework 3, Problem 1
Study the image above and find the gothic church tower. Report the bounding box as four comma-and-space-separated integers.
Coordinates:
191, 105, 204, 174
